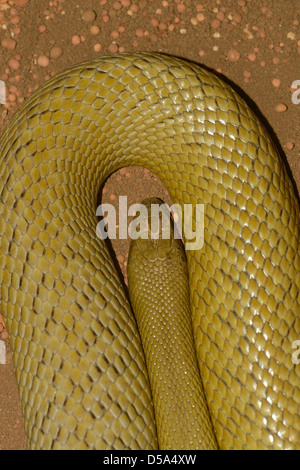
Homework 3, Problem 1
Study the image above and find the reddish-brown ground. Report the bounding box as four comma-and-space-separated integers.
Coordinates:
0, 0, 299, 450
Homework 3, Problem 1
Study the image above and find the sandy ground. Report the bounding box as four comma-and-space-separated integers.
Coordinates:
0, 0, 299, 450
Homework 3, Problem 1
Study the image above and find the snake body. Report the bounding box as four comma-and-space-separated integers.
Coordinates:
0, 53, 299, 450
127, 197, 218, 449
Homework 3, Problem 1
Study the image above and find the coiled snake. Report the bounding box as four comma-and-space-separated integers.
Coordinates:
0, 53, 299, 450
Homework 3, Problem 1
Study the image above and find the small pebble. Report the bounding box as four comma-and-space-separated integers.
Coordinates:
11, 16, 20, 25
108, 43, 118, 53
82, 9, 96, 23
275, 103, 287, 112
286, 142, 294, 150
248, 53, 256, 61
211, 19, 221, 29
159, 23, 167, 31
14, 0, 29, 5
233, 13, 242, 23
50, 46, 62, 59
287, 31, 295, 40
227, 48, 240, 62
272, 78, 281, 88
259, 29, 266, 38
90, 25, 100, 35
71, 35, 81, 45
1, 37, 16, 50
135, 28, 143, 37
177, 4, 186, 12
8, 58, 20, 70
113, 1, 122, 10
37, 55, 49, 67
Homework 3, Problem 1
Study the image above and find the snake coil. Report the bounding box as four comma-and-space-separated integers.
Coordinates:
0, 53, 299, 449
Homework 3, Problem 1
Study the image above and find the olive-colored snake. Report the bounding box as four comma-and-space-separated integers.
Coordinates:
0, 53, 299, 450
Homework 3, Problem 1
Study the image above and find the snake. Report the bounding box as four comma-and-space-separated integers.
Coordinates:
127, 197, 218, 449
0, 52, 299, 450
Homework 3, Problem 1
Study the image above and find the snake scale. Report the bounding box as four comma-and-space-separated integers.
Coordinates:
0, 53, 299, 450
